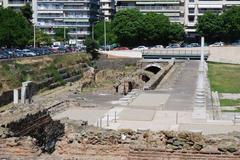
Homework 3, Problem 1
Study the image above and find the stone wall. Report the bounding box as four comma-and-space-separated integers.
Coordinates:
95, 58, 138, 70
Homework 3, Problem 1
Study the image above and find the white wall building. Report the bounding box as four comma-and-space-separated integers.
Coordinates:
2, 0, 99, 40
2, 0, 31, 11
184, 0, 240, 35
32, 0, 99, 40
116, 0, 185, 24
100, 0, 115, 21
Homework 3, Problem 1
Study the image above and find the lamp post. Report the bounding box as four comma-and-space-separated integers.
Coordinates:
92, 23, 94, 40
64, 13, 66, 44
33, 24, 36, 48
104, 18, 107, 51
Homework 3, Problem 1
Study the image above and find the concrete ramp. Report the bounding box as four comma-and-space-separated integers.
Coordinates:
129, 93, 169, 110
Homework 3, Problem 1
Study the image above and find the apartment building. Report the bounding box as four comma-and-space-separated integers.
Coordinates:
2, 0, 99, 40
116, 0, 185, 24
100, 0, 115, 21
32, 0, 99, 40
2, 0, 31, 11
185, 0, 240, 35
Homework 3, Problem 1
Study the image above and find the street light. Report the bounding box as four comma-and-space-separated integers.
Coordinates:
104, 18, 107, 51
33, 24, 36, 48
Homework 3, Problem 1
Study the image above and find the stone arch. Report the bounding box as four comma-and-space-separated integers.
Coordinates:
134, 69, 155, 83
144, 64, 161, 74
141, 74, 150, 82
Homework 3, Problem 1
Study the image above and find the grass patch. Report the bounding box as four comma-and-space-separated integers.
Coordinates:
208, 62, 240, 93
0, 53, 90, 92
220, 99, 240, 106
222, 109, 240, 112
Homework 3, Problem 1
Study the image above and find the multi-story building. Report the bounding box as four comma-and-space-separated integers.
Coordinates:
32, 0, 99, 41
2, 0, 99, 41
2, 0, 31, 11
116, 0, 185, 24
0, 0, 3, 7
184, 0, 240, 36
100, 0, 115, 21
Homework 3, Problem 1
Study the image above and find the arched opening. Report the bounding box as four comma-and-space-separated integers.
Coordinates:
140, 74, 150, 82
128, 82, 133, 92
145, 66, 161, 74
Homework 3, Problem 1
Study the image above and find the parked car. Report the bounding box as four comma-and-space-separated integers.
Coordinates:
190, 43, 200, 47
209, 42, 224, 47
151, 45, 164, 49
113, 47, 129, 51
22, 49, 36, 57
166, 43, 180, 48
0, 50, 10, 59
132, 46, 148, 51
232, 40, 240, 46
14, 49, 24, 57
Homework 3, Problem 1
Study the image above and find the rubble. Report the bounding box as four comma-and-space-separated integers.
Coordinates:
1, 109, 64, 153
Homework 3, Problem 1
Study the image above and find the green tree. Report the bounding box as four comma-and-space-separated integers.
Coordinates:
0, 8, 32, 48
112, 9, 144, 47
54, 28, 69, 42
29, 29, 52, 46
94, 21, 117, 45
111, 9, 184, 47
222, 6, 240, 42
168, 23, 185, 43
20, 3, 33, 23
84, 38, 99, 60
196, 11, 224, 42
141, 13, 171, 46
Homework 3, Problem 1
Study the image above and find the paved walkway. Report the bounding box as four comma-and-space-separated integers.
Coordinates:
157, 61, 199, 111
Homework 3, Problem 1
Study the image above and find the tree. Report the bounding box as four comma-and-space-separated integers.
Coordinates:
112, 9, 185, 47
168, 23, 185, 43
29, 29, 52, 46
141, 13, 171, 46
196, 11, 224, 42
0, 8, 32, 48
84, 38, 99, 60
94, 21, 117, 45
112, 9, 144, 47
222, 6, 240, 42
54, 28, 69, 42
20, 3, 33, 23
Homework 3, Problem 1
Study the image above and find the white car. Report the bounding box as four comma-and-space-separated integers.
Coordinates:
22, 49, 36, 57
132, 46, 148, 51
151, 45, 164, 49
209, 42, 224, 47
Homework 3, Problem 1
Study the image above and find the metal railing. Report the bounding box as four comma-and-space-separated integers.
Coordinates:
142, 48, 210, 57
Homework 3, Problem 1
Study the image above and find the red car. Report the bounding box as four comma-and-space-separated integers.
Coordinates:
113, 47, 129, 51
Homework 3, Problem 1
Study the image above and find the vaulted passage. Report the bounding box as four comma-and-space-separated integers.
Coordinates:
145, 66, 161, 74
141, 74, 150, 82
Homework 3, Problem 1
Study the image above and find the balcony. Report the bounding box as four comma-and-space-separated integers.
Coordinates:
117, 6, 180, 12
100, 0, 112, 3
101, 5, 114, 10
68, 31, 90, 35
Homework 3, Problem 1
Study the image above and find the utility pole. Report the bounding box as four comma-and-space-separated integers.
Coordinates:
92, 23, 94, 40
64, 13, 66, 44
33, 24, 36, 48
104, 18, 107, 51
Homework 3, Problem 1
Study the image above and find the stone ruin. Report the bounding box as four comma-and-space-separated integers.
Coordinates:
1, 109, 64, 153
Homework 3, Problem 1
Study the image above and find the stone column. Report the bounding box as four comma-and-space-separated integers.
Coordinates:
21, 81, 32, 104
13, 89, 18, 104
21, 85, 27, 104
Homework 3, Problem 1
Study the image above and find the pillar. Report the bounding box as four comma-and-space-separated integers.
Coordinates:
21, 85, 26, 104
13, 89, 18, 104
